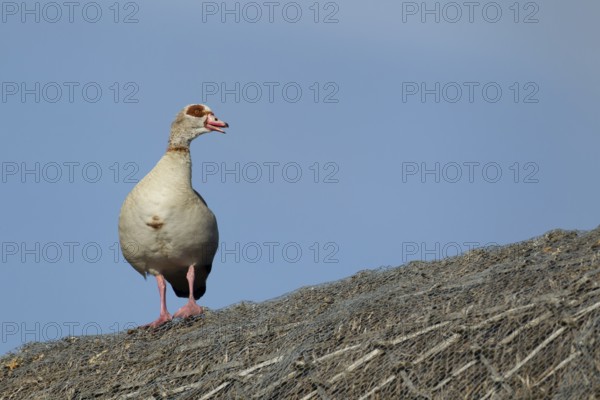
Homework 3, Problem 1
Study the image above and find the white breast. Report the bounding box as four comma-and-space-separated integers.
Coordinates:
118, 151, 218, 277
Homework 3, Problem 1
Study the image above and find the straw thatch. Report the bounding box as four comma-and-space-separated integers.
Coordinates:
2, 227, 600, 399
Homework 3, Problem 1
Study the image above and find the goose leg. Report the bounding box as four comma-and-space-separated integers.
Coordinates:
144, 274, 173, 328
173, 265, 204, 319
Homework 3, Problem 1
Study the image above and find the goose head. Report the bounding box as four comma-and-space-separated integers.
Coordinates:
168, 104, 229, 148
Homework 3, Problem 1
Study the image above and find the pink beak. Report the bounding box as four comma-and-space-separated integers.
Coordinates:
205, 114, 229, 133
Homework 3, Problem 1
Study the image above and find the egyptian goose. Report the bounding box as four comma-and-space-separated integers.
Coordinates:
118, 104, 228, 328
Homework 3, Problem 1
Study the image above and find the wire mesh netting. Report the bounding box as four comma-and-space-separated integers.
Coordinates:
2, 227, 600, 399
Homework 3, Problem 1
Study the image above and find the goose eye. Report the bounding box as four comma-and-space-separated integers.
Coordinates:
185, 105, 205, 117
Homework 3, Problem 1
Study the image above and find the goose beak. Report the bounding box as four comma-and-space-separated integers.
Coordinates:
206, 114, 229, 133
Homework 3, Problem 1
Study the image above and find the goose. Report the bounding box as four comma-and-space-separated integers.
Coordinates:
118, 104, 229, 328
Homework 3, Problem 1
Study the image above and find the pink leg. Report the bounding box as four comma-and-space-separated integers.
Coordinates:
143, 275, 172, 328
173, 265, 204, 319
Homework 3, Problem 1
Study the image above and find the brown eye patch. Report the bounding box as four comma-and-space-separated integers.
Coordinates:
186, 105, 208, 118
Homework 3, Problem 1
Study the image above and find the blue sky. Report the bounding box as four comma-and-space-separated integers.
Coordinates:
1, 0, 599, 355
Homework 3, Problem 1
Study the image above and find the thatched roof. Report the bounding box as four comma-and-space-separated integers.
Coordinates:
2, 227, 600, 399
